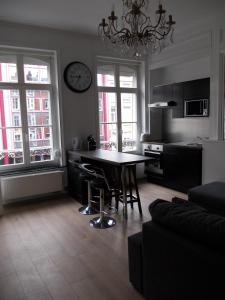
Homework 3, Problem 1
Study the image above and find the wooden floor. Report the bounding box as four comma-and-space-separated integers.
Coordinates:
0, 182, 186, 300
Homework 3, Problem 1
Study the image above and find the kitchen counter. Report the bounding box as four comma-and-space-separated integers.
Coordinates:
167, 141, 202, 148
145, 141, 202, 193
142, 141, 203, 148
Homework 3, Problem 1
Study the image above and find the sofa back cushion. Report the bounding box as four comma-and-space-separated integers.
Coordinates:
149, 199, 225, 251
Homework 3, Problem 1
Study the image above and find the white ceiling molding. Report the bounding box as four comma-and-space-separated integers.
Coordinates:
149, 30, 212, 70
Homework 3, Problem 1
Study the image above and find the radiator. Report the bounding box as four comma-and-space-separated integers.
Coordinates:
0, 170, 64, 203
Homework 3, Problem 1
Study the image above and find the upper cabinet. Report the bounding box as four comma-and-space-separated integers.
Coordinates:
152, 78, 210, 119
152, 84, 174, 102
183, 78, 210, 100
172, 83, 184, 118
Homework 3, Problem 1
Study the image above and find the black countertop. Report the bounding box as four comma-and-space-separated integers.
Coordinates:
143, 141, 203, 148
68, 149, 152, 166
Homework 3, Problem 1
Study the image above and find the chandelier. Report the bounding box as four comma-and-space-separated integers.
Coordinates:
98, 0, 175, 57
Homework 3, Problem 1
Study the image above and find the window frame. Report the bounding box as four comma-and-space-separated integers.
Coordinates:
97, 60, 140, 153
0, 48, 62, 172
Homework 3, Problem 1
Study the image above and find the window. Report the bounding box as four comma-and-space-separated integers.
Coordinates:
43, 98, 49, 110
14, 133, 21, 141
97, 62, 138, 152
13, 115, 20, 127
27, 97, 34, 110
28, 114, 36, 126
0, 48, 61, 169
12, 91, 20, 111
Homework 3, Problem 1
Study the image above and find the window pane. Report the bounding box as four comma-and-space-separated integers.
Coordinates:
24, 57, 50, 84
121, 93, 137, 122
0, 55, 18, 83
0, 128, 23, 166
26, 90, 51, 126
98, 92, 117, 123
28, 126, 53, 162
97, 65, 115, 87
122, 123, 137, 152
0, 89, 21, 128
120, 66, 137, 88
99, 124, 117, 151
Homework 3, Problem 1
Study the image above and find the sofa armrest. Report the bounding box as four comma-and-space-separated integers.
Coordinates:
142, 221, 225, 300
188, 182, 225, 216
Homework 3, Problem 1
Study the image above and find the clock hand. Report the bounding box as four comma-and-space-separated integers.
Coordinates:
75, 76, 81, 85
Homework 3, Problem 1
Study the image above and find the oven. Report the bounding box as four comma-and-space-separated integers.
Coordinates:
144, 144, 164, 178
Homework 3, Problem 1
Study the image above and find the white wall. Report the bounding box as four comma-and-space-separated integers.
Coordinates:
151, 57, 210, 85
202, 140, 225, 184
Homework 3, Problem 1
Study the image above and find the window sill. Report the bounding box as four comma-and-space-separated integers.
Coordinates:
0, 163, 65, 176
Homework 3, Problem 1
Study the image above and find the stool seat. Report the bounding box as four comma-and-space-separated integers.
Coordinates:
80, 173, 94, 181
91, 177, 106, 190
78, 163, 99, 215
189, 181, 225, 216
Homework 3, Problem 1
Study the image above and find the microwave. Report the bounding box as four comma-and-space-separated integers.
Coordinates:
184, 99, 209, 117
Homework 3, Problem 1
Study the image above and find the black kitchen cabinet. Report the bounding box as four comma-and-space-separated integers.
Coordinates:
172, 83, 184, 118
163, 145, 202, 193
152, 83, 183, 118
152, 84, 173, 102
152, 77, 210, 119
162, 85, 174, 101
152, 85, 163, 102
183, 78, 210, 100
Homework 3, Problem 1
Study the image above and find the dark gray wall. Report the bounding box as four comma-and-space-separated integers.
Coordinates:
162, 110, 211, 142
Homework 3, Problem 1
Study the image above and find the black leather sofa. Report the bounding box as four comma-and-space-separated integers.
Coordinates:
128, 192, 225, 300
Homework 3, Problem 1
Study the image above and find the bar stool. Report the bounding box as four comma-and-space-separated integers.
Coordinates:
116, 164, 142, 215
81, 164, 116, 229
77, 163, 98, 215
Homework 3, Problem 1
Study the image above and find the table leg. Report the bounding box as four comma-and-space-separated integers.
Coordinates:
121, 165, 127, 219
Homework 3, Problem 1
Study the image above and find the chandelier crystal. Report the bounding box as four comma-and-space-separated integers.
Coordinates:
98, 0, 176, 57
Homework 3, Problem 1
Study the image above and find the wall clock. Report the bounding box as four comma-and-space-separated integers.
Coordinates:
63, 61, 92, 93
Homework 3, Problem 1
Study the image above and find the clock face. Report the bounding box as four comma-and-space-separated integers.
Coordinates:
64, 62, 92, 93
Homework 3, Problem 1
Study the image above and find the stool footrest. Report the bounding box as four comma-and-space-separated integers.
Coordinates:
89, 216, 116, 229
119, 195, 139, 202
79, 205, 98, 215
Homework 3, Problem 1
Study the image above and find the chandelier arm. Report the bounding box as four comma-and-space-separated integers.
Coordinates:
140, 16, 150, 32
111, 21, 131, 36
146, 12, 163, 31
140, 18, 163, 35
102, 25, 110, 37
141, 21, 171, 37
146, 28, 172, 40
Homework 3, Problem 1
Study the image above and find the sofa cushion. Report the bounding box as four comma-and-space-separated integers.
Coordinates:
149, 199, 225, 251
188, 181, 225, 216
172, 197, 187, 204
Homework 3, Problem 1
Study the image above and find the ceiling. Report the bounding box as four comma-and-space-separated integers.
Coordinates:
1, 0, 225, 35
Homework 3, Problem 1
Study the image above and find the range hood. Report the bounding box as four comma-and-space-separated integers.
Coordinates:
148, 101, 177, 108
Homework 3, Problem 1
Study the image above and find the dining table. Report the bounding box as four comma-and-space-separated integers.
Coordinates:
68, 149, 152, 218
